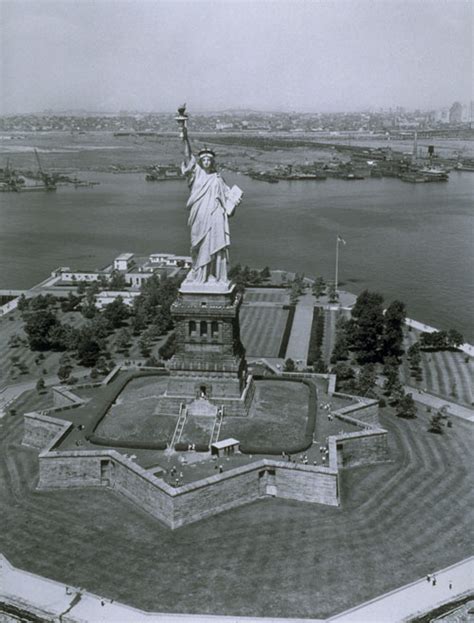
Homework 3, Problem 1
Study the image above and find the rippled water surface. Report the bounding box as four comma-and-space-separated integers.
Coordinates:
1, 170, 473, 340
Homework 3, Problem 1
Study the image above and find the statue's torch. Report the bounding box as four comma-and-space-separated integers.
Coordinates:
175, 104, 188, 139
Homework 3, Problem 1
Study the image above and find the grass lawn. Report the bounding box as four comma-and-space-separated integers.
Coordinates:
401, 329, 473, 406
94, 377, 173, 442
1, 400, 472, 618
240, 306, 289, 357
220, 380, 309, 448
179, 415, 214, 445
0, 310, 88, 387
9, 388, 55, 415
244, 288, 289, 304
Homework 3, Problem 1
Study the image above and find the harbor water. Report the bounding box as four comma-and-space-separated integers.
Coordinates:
0, 170, 473, 341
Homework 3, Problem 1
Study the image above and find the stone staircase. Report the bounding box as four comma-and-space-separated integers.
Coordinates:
170, 403, 188, 447
210, 407, 224, 446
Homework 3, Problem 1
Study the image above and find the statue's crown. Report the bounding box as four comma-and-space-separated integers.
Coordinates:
198, 147, 216, 159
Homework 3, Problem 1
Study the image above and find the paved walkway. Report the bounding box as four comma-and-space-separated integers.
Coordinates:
285, 292, 316, 366
328, 557, 474, 622
404, 385, 474, 422
1, 553, 472, 623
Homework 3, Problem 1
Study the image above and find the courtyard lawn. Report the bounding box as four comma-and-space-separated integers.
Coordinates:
179, 415, 214, 446
94, 377, 174, 442
1, 400, 472, 618
220, 380, 309, 449
240, 306, 289, 357
401, 329, 473, 406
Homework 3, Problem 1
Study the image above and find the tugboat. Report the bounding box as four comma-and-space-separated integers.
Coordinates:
418, 165, 449, 182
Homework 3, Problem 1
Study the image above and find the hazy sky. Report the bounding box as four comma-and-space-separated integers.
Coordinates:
1, 0, 472, 113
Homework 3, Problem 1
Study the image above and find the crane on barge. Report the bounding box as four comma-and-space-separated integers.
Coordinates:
34, 149, 57, 191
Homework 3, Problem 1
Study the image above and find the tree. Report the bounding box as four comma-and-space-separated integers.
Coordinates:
260, 266, 271, 280
396, 392, 417, 418
290, 282, 302, 305
327, 283, 339, 304
388, 384, 405, 407
419, 331, 454, 351
351, 290, 385, 364
29, 294, 56, 312
61, 292, 81, 313
89, 315, 110, 340
139, 336, 152, 357
17, 294, 29, 312
332, 362, 356, 392
81, 300, 97, 319
429, 412, 444, 434
24, 309, 59, 350
312, 358, 327, 373
109, 270, 127, 290
103, 296, 129, 329
312, 277, 326, 299
77, 336, 101, 367
36, 378, 45, 393
58, 364, 73, 382
116, 328, 131, 351
158, 332, 176, 360
284, 358, 296, 372
447, 329, 464, 349
357, 363, 377, 397
382, 300, 406, 360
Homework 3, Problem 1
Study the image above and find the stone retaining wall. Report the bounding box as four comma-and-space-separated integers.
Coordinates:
53, 386, 85, 408
23, 412, 71, 450
333, 430, 390, 469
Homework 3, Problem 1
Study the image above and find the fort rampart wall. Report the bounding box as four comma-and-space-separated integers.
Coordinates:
21, 370, 388, 529
34, 437, 339, 529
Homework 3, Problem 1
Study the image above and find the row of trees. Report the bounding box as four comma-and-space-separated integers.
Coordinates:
228, 264, 271, 291
418, 329, 464, 351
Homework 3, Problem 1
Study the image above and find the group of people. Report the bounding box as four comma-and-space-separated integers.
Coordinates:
169, 465, 185, 487
426, 574, 453, 590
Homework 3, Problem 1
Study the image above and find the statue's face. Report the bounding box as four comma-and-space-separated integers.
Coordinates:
199, 155, 214, 171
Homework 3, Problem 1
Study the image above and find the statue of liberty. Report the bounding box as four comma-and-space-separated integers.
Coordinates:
177, 105, 242, 285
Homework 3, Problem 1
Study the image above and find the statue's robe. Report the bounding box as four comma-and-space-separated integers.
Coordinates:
182, 155, 231, 282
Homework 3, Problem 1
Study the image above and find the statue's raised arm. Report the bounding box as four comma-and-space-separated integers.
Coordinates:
176, 105, 242, 287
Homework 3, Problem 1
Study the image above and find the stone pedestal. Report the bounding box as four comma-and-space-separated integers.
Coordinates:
160, 280, 253, 416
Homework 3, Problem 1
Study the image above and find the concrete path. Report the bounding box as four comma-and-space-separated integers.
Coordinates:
285, 292, 315, 366
1, 553, 472, 623
328, 557, 474, 622
405, 385, 474, 422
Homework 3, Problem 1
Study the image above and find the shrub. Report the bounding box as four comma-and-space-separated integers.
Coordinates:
307, 307, 325, 366
195, 443, 209, 452
278, 305, 296, 358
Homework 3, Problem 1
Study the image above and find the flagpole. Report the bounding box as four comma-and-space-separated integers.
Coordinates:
335, 235, 339, 292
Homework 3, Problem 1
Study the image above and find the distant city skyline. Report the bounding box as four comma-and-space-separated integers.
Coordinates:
1, 0, 472, 115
